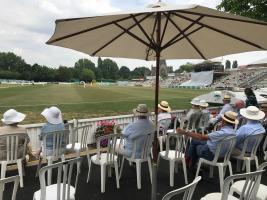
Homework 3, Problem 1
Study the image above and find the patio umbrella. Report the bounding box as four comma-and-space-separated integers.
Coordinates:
47, 1, 267, 198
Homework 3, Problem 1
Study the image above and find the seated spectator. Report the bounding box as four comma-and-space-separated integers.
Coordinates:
177, 111, 238, 168
39, 106, 65, 156
158, 100, 172, 130
232, 106, 265, 156
120, 104, 154, 158
212, 95, 233, 124
0, 109, 35, 161
244, 88, 259, 108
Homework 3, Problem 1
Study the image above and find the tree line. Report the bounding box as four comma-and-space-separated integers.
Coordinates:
0, 52, 152, 82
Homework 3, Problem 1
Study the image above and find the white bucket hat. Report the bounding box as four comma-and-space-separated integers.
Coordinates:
41, 106, 63, 124
133, 104, 150, 117
240, 106, 265, 121
190, 98, 200, 106
1, 109, 26, 125
221, 111, 239, 125
199, 100, 209, 107
158, 101, 171, 112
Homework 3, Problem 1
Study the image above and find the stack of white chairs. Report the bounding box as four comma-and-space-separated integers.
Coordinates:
0, 133, 28, 188
0, 175, 19, 200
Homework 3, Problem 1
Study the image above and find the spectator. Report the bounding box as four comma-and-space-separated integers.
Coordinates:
244, 88, 259, 108
177, 111, 238, 168
0, 109, 35, 161
39, 106, 65, 156
121, 104, 154, 158
232, 106, 265, 156
158, 100, 172, 130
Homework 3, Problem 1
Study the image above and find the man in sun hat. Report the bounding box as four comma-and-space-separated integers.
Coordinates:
232, 106, 265, 155
158, 100, 172, 130
39, 106, 65, 156
0, 109, 35, 161
121, 104, 154, 158
177, 111, 238, 168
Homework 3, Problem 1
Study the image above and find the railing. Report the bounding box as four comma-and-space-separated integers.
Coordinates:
22, 110, 187, 152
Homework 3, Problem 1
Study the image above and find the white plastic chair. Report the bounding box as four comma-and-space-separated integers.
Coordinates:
263, 136, 267, 161
232, 133, 264, 173
0, 133, 28, 188
229, 161, 267, 200
41, 130, 69, 185
33, 157, 82, 200
162, 176, 201, 200
157, 118, 172, 152
0, 175, 19, 200
119, 133, 153, 189
201, 170, 264, 200
158, 133, 188, 186
195, 136, 237, 192
87, 133, 122, 193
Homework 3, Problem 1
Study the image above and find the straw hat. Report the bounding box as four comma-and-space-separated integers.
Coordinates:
41, 106, 63, 124
240, 106, 265, 121
190, 98, 200, 106
133, 104, 150, 117
223, 95, 231, 101
199, 100, 209, 107
158, 101, 171, 112
221, 111, 239, 125
1, 109, 26, 125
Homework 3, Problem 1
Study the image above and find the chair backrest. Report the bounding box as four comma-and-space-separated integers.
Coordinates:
42, 130, 69, 160
212, 136, 237, 164
157, 118, 172, 137
187, 112, 202, 131
163, 133, 188, 160
162, 176, 201, 200
38, 157, 82, 200
0, 175, 19, 200
239, 133, 264, 157
131, 133, 153, 160
221, 170, 264, 200
0, 133, 28, 163
96, 133, 123, 164
70, 124, 92, 151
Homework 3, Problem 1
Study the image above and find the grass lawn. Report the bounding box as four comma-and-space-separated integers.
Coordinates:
0, 84, 209, 124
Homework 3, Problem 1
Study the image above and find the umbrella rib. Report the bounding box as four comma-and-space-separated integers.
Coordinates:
162, 15, 204, 50
160, 12, 171, 45
92, 13, 153, 56
172, 12, 265, 50
167, 15, 206, 59
114, 22, 154, 50
145, 15, 158, 60
176, 10, 267, 26
47, 14, 143, 44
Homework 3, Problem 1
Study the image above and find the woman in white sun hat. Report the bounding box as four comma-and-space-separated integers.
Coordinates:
0, 109, 35, 161
39, 106, 65, 156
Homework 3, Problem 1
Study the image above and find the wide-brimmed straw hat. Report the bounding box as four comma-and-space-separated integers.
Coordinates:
158, 101, 171, 112
223, 95, 231, 101
1, 109, 26, 125
41, 106, 63, 124
190, 98, 200, 106
199, 100, 209, 107
133, 104, 150, 117
221, 111, 239, 125
240, 106, 265, 121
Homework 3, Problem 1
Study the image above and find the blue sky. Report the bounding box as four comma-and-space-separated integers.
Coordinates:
0, 0, 266, 70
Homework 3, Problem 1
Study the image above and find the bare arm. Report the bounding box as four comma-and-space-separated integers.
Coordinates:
176, 128, 209, 141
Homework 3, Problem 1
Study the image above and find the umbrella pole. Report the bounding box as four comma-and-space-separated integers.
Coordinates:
151, 11, 161, 200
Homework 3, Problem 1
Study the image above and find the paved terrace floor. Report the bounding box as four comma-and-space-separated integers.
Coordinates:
3, 155, 267, 200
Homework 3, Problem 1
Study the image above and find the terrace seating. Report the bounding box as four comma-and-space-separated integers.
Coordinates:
201, 170, 264, 200
87, 133, 122, 193
232, 133, 264, 173
0, 175, 19, 200
33, 158, 82, 200
195, 136, 237, 192
162, 176, 201, 200
0, 133, 28, 188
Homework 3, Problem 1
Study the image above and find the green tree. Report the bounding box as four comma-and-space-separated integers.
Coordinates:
80, 68, 95, 82
217, 0, 267, 22
232, 60, 238, 68
119, 66, 131, 79
225, 60, 231, 69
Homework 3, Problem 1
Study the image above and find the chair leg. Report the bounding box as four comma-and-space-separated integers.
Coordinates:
100, 164, 106, 193
47, 157, 53, 185
169, 160, 175, 187
136, 161, 142, 189
114, 162, 120, 189
209, 166, 214, 178
195, 160, 202, 179
218, 165, 224, 192
119, 157, 125, 179
182, 159, 188, 184
148, 158, 152, 184
86, 155, 92, 183
17, 159, 24, 188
